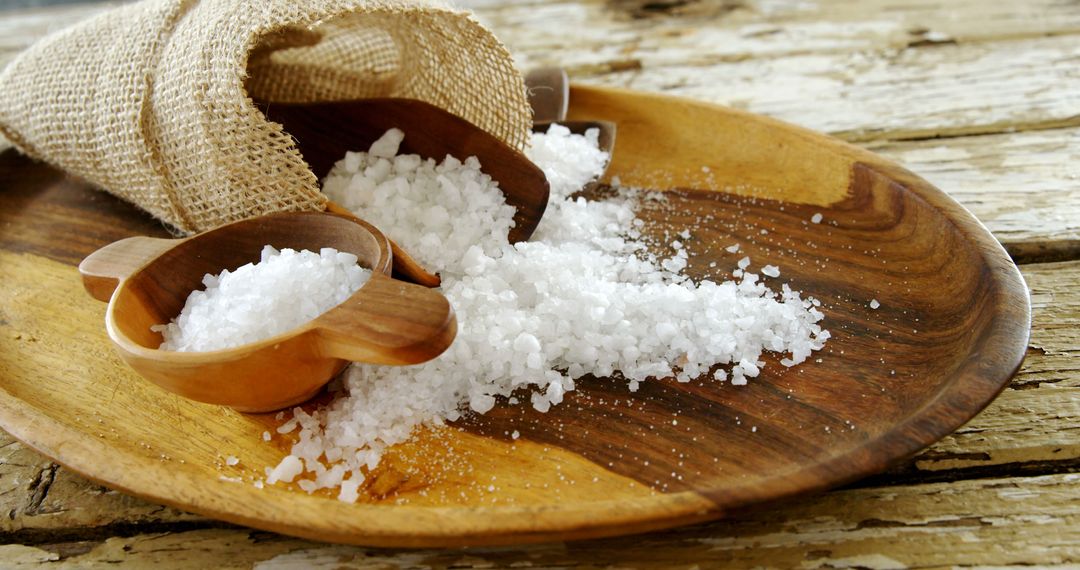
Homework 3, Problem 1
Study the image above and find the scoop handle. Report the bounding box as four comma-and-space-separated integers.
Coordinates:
79, 236, 179, 302
313, 275, 456, 365
526, 67, 569, 124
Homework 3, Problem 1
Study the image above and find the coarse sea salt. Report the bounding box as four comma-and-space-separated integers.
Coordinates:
271, 124, 828, 500
154, 246, 371, 352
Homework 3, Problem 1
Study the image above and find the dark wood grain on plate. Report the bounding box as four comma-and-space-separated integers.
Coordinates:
462, 158, 1028, 501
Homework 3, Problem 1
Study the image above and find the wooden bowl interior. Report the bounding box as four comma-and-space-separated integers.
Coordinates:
257, 98, 551, 243
112, 213, 386, 350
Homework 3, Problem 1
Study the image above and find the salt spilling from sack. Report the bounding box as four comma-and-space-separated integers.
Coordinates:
154, 246, 371, 352
270, 124, 828, 500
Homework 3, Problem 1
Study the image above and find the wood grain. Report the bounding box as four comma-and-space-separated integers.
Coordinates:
865, 129, 1080, 262
473, 0, 1080, 65
479, 2, 1080, 143
0, 86, 1029, 546
2, 471, 1077, 568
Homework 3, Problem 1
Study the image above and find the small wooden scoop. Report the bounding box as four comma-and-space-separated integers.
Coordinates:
526, 67, 617, 161
79, 212, 457, 413
259, 98, 551, 246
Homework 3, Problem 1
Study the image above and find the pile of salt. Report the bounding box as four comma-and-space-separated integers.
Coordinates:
270, 125, 829, 500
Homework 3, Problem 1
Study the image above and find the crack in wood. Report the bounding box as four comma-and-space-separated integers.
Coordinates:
852, 457, 1080, 488
25, 463, 56, 516
856, 516, 992, 530
606, 0, 744, 20
913, 451, 993, 463
0, 520, 239, 548
1006, 239, 1080, 265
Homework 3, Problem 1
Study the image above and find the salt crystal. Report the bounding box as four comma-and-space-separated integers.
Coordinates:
870, 299, 881, 309
343, 151, 362, 173
513, 332, 541, 354
761, 265, 780, 278
225, 456, 239, 466
725, 244, 740, 253
266, 455, 303, 484
368, 128, 405, 159
338, 476, 362, 503
811, 213, 823, 224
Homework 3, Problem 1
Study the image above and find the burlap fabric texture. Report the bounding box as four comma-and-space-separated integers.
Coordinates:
0, 0, 531, 234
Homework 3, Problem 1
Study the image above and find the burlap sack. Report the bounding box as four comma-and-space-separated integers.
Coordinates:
0, 0, 530, 233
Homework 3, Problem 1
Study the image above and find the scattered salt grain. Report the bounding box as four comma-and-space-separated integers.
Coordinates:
266, 455, 303, 484
811, 213, 823, 224
870, 299, 881, 309
270, 126, 828, 499
725, 244, 740, 253
153, 247, 370, 351
225, 456, 239, 466
262, 431, 271, 442
761, 265, 780, 278
338, 477, 362, 503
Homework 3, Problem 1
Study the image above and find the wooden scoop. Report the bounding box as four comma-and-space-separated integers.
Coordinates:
258, 98, 551, 247
526, 67, 618, 161
78, 211, 457, 413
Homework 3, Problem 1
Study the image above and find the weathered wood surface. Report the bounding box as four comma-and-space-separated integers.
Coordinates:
1, 0, 1079, 566
2, 1, 1077, 257
866, 130, 1080, 261
2, 470, 1078, 567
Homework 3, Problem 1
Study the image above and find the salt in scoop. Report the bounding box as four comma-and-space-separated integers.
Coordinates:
526, 67, 617, 171
79, 211, 457, 412
259, 98, 551, 247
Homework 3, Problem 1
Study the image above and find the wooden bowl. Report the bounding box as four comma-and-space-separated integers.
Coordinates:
77, 211, 457, 412
0, 85, 1030, 547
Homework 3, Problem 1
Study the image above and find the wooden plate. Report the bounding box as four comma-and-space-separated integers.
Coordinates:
0, 85, 1030, 547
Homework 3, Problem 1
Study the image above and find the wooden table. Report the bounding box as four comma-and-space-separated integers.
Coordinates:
1, 1, 1078, 567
